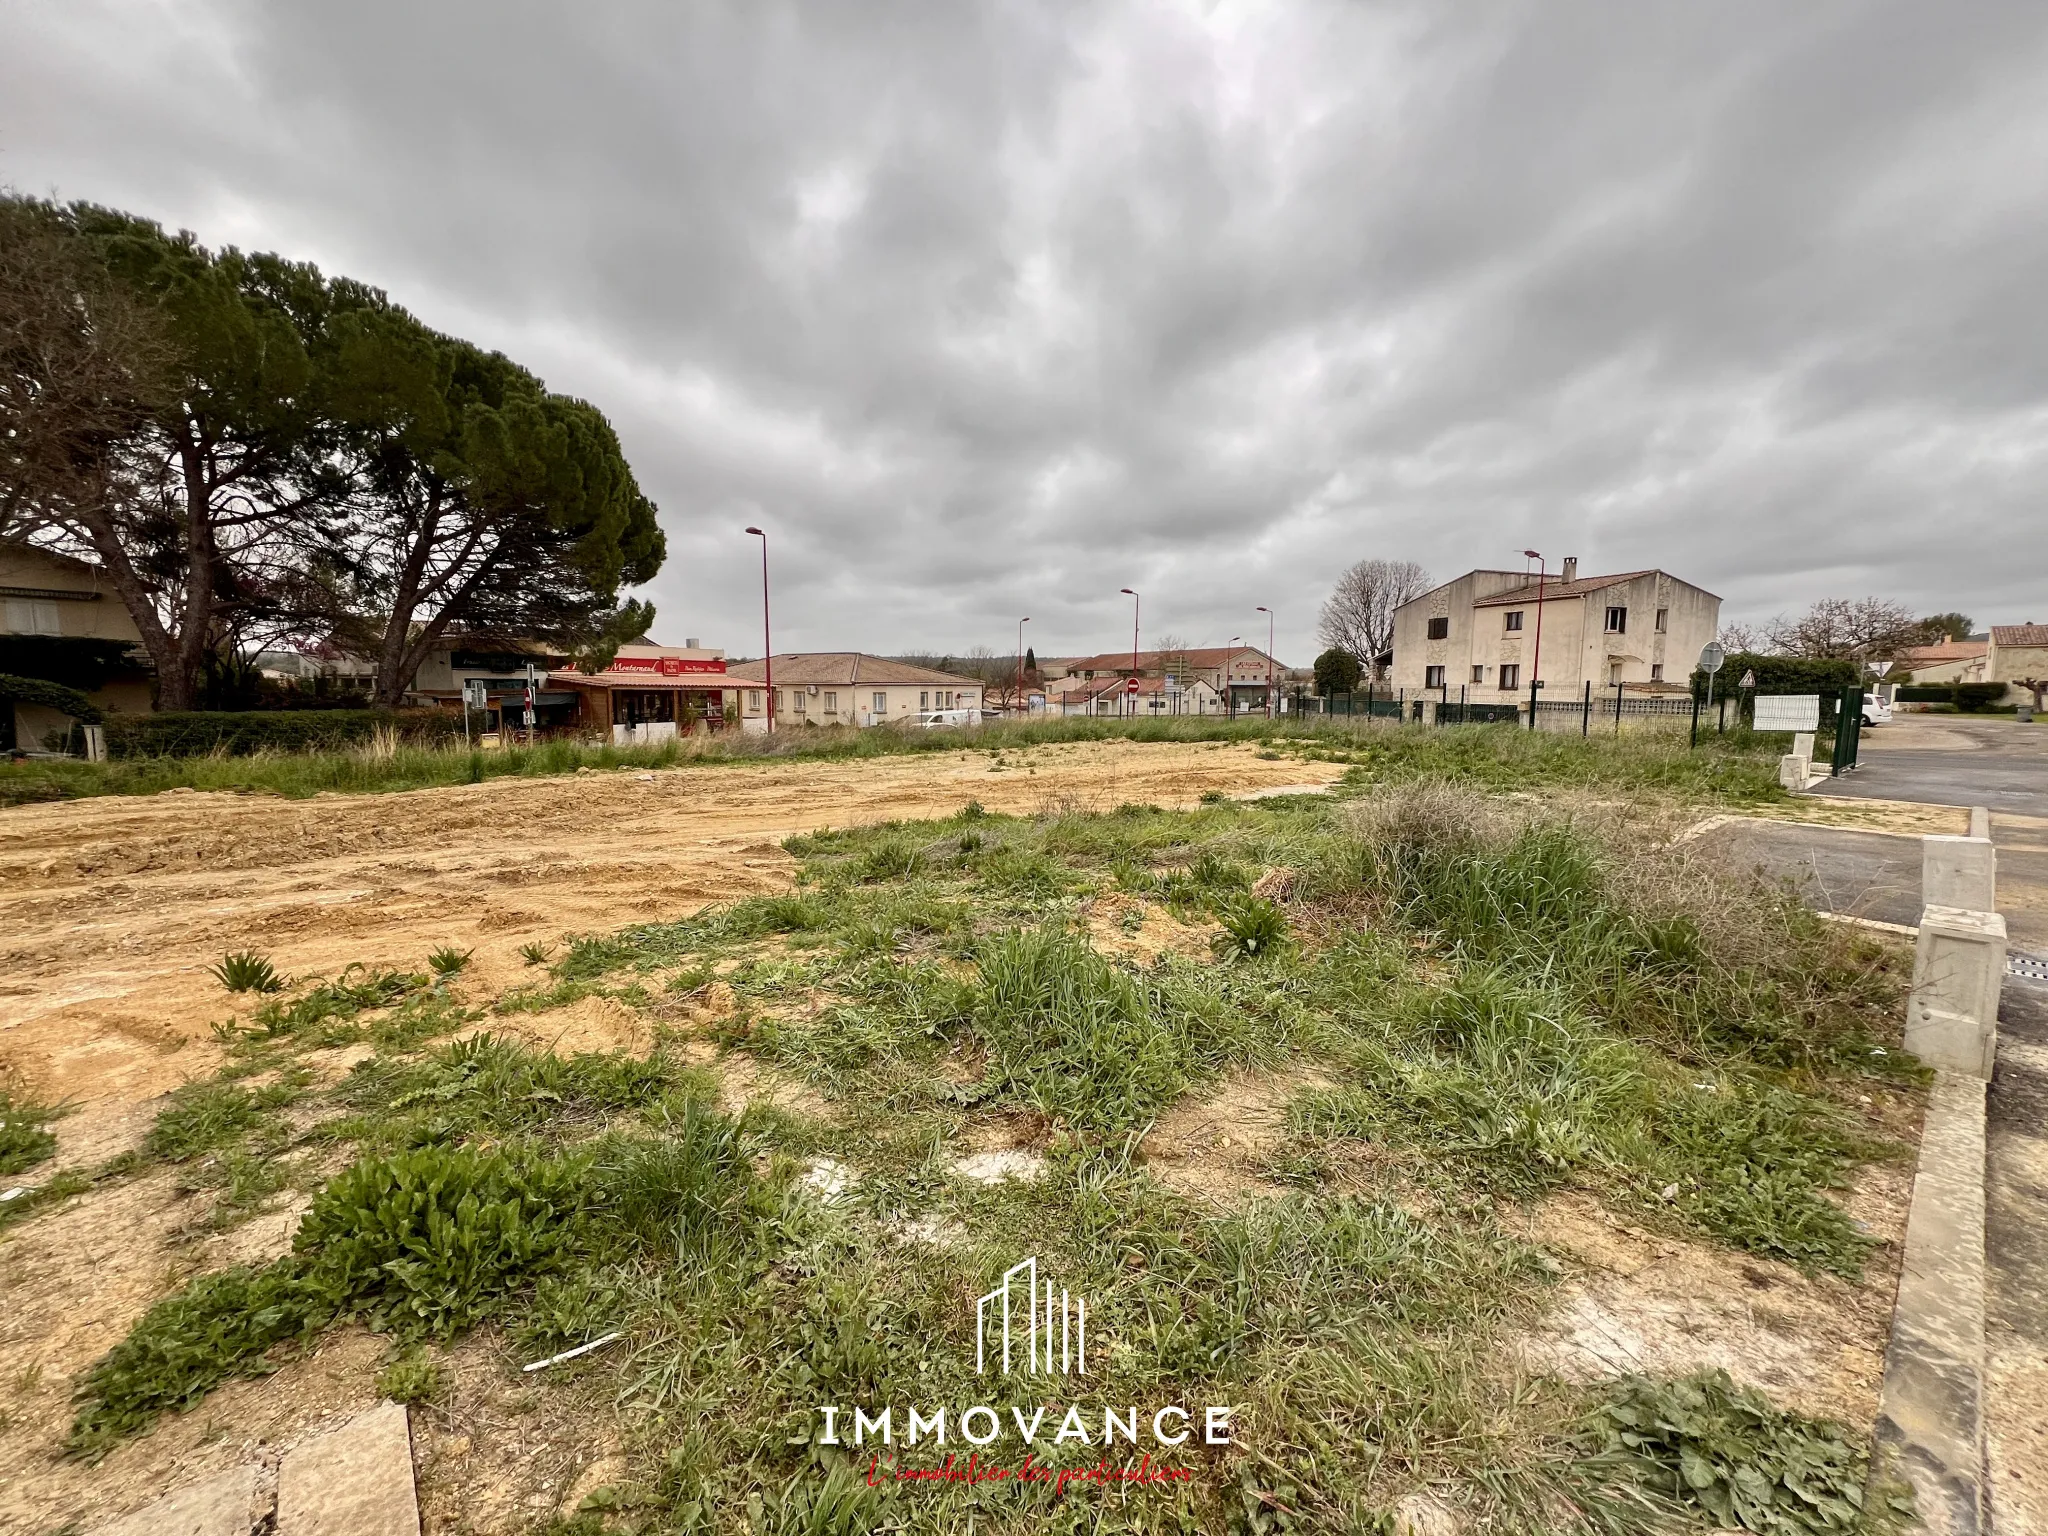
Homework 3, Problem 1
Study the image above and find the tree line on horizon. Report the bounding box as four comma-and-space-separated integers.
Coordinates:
0, 195, 663, 711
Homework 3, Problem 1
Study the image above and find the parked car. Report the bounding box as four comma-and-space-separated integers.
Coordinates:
1861, 694, 1893, 727
917, 708, 979, 729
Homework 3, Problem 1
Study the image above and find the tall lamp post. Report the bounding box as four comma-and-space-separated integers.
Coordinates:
1120, 587, 1140, 720
1015, 616, 1031, 715
1255, 605, 1276, 718
745, 526, 773, 733
1521, 549, 1548, 730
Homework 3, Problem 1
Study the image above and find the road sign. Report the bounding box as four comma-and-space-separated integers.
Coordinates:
463, 679, 487, 708
1739, 669, 1757, 689
523, 708, 536, 727
1698, 641, 1726, 674
1869, 660, 1894, 678
1126, 677, 1140, 694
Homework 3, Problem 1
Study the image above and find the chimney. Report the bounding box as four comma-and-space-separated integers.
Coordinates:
685, 636, 700, 649
1560, 557, 1578, 584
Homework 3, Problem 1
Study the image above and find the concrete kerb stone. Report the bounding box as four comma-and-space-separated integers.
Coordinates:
276, 1402, 420, 1536
1923, 834, 1997, 915
86, 1464, 262, 1536
1875, 804, 2003, 1532
1908, 907, 2007, 1080
1875, 1072, 1989, 1534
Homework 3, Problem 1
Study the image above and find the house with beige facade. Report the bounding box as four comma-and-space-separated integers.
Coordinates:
724, 653, 981, 729
1894, 637, 1990, 685
1391, 561, 1720, 699
1989, 625, 2048, 708
2, 541, 153, 750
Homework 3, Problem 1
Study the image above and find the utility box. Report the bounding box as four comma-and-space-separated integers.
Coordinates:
1906, 905, 2006, 1079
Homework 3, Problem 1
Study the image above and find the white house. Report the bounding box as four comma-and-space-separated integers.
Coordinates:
1391, 561, 1721, 699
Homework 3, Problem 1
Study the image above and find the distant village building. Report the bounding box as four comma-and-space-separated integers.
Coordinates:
1055, 674, 1224, 717
408, 637, 731, 738
1894, 636, 1989, 686
1391, 561, 1720, 698
724, 653, 981, 730
1045, 646, 1284, 715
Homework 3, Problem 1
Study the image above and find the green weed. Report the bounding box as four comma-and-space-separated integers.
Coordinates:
374, 1347, 441, 1405
210, 951, 285, 994
0, 1091, 59, 1177
427, 946, 473, 978
1574, 1371, 1914, 1534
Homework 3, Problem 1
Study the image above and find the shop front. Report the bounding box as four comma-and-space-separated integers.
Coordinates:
549, 647, 732, 739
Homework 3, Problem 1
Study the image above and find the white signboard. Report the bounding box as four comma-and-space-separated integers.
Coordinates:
1753, 694, 1821, 732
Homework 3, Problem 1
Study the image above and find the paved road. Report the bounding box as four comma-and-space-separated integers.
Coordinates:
1809, 714, 2047, 818
1802, 714, 2048, 954
1707, 821, 1925, 928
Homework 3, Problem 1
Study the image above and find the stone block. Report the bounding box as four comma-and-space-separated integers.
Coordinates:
1968, 805, 1990, 840
1417, 698, 1438, 726
277, 1403, 419, 1536
1793, 731, 1816, 760
1923, 835, 1996, 914
1906, 906, 2005, 1079
89, 1464, 259, 1536
1778, 753, 1809, 791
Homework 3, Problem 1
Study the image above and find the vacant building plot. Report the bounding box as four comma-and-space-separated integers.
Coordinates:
0, 737, 1923, 1533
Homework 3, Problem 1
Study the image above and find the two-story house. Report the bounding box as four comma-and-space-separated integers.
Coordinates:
1391, 561, 1720, 698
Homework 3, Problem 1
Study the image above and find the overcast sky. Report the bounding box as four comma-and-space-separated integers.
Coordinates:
5, 1, 2044, 662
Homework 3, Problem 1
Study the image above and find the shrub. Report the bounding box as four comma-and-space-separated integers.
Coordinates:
211, 950, 285, 994
374, 1348, 441, 1405
1952, 682, 2006, 712
293, 1146, 587, 1337
1689, 654, 1860, 703
145, 1082, 285, 1162
427, 946, 473, 978
105, 708, 462, 758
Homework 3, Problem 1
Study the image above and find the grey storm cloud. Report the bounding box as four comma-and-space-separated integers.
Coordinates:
5, 0, 2046, 662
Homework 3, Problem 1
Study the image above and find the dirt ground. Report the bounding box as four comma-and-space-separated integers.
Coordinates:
0, 741, 1339, 1533
0, 741, 1339, 1128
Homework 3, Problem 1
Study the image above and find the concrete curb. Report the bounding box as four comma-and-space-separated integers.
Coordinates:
1874, 803, 1997, 1533
1874, 1071, 1988, 1533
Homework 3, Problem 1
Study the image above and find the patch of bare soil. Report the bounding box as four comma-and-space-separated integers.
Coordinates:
1083, 894, 1218, 965
1707, 798, 1971, 838
1139, 1068, 1331, 1206
1513, 1180, 1910, 1427
0, 742, 1340, 1118
478, 994, 655, 1058
414, 1333, 626, 1535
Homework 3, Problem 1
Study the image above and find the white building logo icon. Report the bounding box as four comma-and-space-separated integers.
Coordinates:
976, 1257, 1087, 1376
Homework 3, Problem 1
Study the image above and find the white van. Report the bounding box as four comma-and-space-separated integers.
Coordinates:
917, 709, 979, 730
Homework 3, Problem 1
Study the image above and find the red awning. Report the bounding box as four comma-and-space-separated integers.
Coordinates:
548, 672, 732, 691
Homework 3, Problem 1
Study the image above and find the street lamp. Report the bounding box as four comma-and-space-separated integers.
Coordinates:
1120, 588, 1139, 719
745, 526, 772, 733
1521, 549, 1547, 731
1256, 605, 1275, 719
1015, 616, 1031, 714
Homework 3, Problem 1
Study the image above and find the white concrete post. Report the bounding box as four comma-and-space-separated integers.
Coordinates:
1793, 731, 1816, 761
1905, 906, 2006, 1080
1922, 835, 1997, 914
1417, 698, 1438, 727
1779, 754, 1809, 792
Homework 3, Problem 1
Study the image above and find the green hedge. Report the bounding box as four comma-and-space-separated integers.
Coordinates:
1953, 683, 2008, 712
0, 673, 104, 725
1690, 654, 1861, 702
1894, 685, 1951, 703
106, 709, 463, 759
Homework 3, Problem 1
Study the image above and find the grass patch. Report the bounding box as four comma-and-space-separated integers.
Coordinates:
63, 779, 1913, 1529
0, 1091, 60, 1177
